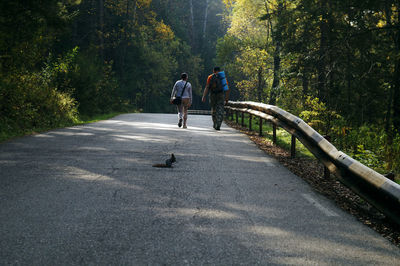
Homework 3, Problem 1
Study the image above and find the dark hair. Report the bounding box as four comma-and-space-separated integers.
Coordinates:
181, 73, 188, 80
213, 67, 220, 72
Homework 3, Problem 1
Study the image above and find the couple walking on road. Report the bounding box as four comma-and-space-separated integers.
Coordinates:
170, 67, 230, 130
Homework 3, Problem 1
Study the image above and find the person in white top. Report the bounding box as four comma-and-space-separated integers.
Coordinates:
170, 73, 192, 128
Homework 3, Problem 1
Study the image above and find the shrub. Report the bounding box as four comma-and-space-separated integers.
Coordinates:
0, 49, 79, 137
299, 96, 342, 136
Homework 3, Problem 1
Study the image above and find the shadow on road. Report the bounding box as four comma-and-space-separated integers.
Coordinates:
1, 113, 399, 265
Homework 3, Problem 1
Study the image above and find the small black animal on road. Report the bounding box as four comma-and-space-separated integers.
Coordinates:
152, 154, 176, 168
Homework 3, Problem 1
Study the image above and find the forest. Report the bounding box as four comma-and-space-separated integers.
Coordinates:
216, 0, 400, 178
0, 0, 399, 178
0, 0, 224, 133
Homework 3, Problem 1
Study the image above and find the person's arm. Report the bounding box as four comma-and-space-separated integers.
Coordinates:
225, 89, 230, 104
224, 78, 230, 104
170, 82, 178, 103
202, 75, 211, 102
188, 83, 192, 107
201, 86, 209, 103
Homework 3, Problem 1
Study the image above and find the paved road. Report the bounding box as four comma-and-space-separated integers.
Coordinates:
1, 113, 399, 265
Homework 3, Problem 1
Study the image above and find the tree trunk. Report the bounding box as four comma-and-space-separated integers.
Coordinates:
302, 68, 309, 97
269, 45, 281, 105
89, 0, 97, 45
300, 14, 311, 101
392, 3, 400, 133
383, 0, 398, 169
327, 3, 335, 106
189, 0, 194, 47
317, 0, 328, 102
203, 0, 209, 40
392, 39, 400, 133
345, 1, 353, 116
269, 2, 283, 106
133, 0, 138, 23
257, 66, 263, 102
98, 0, 104, 61
119, 0, 132, 78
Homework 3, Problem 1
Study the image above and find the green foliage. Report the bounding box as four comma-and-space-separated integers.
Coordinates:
218, 0, 400, 177
392, 135, 400, 176
232, 112, 314, 158
68, 52, 121, 115
350, 145, 382, 171
300, 97, 342, 136
0, 69, 78, 137
0, 1, 79, 139
337, 126, 400, 177
1, 0, 225, 142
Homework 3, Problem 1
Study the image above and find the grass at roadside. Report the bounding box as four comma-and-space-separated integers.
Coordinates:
0, 112, 125, 143
75, 112, 123, 125
228, 113, 314, 159
226, 112, 400, 184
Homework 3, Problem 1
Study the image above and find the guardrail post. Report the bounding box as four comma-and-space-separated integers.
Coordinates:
273, 124, 277, 144
259, 117, 263, 136
291, 135, 296, 158
323, 135, 331, 178
235, 111, 239, 124
249, 114, 252, 131
241, 112, 245, 127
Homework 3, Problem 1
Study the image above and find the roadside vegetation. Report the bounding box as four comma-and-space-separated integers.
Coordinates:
227, 112, 400, 184
1, 0, 224, 142
217, 0, 400, 180
229, 113, 314, 158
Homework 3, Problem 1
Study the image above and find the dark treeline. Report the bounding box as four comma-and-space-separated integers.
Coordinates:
0, 0, 225, 137
217, 0, 399, 176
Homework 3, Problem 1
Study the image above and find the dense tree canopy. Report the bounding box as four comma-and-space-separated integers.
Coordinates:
217, 0, 400, 174
0, 0, 225, 129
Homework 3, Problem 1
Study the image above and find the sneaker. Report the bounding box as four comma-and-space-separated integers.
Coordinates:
183, 125, 187, 129
178, 119, 182, 128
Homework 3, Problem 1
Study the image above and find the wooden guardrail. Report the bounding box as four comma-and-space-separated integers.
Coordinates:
225, 101, 400, 225
188, 109, 211, 115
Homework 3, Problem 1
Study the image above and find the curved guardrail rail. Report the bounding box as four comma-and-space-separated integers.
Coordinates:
225, 101, 400, 225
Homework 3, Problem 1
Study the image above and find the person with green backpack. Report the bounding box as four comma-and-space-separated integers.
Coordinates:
201, 67, 230, 130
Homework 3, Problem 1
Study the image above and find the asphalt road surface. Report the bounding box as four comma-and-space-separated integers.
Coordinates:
1, 113, 399, 265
